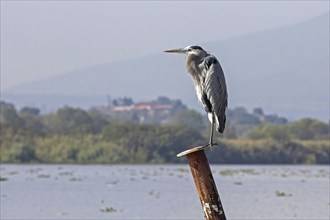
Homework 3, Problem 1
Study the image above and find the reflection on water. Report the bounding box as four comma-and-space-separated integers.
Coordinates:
0, 164, 329, 219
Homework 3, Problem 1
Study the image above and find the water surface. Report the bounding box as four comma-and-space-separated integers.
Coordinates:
0, 164, 329, 219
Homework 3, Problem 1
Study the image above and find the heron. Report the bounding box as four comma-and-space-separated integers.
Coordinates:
164, 45, 228, 148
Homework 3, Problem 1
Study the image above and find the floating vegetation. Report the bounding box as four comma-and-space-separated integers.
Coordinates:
133, 169, 163, 177
129, 171, 137, 176
58, 171, 74, 176
175, 168, 189, 173
107, 180, 119, 185
106, 180, 119, 186
318, 169, 330, 177
239, 169, 260, 175
148, 190, 160, 199
276, 191, 292, 197
0, 177, 8, 181
26, 168, 42, 174
38, 174, 50, 179
100, 207, 117, 213
299, 170, 310, 174
56, 211, 67, 216
217, 168, 328, 178
219, 169, 238, 176
219, 169, 256, 176
8, 171, 19, 175
100, 201, 117, 213
69, 177, 82, 182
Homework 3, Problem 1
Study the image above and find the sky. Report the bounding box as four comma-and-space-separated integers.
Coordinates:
1, 1, 329, 90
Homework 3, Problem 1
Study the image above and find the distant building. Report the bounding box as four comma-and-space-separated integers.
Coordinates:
112, 102, 172, 112
90, 96, 186, 124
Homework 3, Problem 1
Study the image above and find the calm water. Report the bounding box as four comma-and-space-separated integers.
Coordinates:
0, 164, 329, 220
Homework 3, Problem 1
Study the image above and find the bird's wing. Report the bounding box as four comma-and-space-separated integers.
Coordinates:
202, 55, 228, 133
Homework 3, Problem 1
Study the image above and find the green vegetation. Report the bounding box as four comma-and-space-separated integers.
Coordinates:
276, 191, 292, 197
207, 139, 329, 164
100, 207, 117, 213
0, 101, 329, 164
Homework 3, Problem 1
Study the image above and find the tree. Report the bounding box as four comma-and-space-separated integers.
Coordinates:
170, 109, 206, 132
245, 124, 290, 142
227, 107, 261, 125
19, 107, 40, 116
102, 122, 206, 163
253, 107, 264, 116
2, 143, 38, 163
43, 106, 95, 135
288, 118, 329, 140
0, 101, 23, 127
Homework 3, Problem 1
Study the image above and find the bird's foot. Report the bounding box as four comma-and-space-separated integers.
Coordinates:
195, 143, 218, 150
209, 142, 218, 151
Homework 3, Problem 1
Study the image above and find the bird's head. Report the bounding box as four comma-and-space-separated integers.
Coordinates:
164, 45, 207, 57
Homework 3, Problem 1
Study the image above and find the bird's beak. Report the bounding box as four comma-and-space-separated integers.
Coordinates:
163, 48, 187, 54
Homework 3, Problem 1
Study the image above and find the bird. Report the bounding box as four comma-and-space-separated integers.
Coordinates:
164, 45, 228, 148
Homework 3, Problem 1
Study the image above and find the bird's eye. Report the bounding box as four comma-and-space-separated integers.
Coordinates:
188, 48, 192, 52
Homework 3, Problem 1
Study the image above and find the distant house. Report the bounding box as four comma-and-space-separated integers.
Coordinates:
90, 96, 187, 124
112, 105, 134, 112
112, 102, 173, 112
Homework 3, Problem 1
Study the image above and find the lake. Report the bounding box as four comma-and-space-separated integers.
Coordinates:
0, 164, 329, 220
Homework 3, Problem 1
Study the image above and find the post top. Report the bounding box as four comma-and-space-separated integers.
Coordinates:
177, 145, 213, 157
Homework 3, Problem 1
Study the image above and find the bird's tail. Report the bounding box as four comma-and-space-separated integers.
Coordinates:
216, 115, 226, 133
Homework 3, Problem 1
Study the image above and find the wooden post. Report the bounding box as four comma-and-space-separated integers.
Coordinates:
178, 147, 226, 220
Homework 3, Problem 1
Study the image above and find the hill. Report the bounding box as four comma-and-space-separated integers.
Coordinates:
3, 12, 329, 120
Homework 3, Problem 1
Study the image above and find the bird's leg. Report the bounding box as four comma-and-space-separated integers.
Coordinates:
209, 113, 218, 148
196, 113, 218, 151
206, 113, 218, 150
209, 118, 215, 146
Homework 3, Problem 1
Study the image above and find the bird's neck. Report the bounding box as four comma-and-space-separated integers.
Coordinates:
185, 54, 204, 83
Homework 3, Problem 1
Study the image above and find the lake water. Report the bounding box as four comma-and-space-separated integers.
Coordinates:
0, 164, 329, 220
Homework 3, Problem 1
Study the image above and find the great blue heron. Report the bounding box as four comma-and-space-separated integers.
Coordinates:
164, 45, 228, 148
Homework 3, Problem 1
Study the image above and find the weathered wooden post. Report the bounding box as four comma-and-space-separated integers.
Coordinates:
178, 147, 226, 220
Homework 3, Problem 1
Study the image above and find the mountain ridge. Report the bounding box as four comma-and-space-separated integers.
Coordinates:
3, 12, 329, 120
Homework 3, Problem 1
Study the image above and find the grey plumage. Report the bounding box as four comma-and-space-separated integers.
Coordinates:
164, 45, 228, 146
202, 55, 227, 133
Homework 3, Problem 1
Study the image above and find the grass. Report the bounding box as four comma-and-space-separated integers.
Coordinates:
100, 207, 117, 213
276, 191, 292, 197
219, 169, 259, 176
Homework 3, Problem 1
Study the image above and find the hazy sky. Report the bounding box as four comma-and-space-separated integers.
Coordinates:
1, 1, 329, 90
